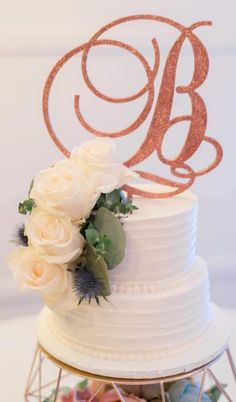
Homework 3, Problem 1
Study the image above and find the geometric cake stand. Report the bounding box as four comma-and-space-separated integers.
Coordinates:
24, 344, 236, 402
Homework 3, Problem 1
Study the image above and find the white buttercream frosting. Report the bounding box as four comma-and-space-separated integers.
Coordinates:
37, 189, 214, 370
48, 256, 211, 361
110, 190, 198, 285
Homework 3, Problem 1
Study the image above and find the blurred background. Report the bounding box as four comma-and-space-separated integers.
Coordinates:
0, 0, 236, 319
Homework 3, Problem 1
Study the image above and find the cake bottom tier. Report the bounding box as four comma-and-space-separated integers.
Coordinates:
37, 304, 229, 378
39, 258, 210, 357
36, 256, 230, 378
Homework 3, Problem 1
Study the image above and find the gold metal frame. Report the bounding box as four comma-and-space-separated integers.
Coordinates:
25, 343, 236, 402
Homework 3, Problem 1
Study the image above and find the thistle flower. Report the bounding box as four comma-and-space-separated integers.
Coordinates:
72, 267, 102, 305
13, 224, 28, 246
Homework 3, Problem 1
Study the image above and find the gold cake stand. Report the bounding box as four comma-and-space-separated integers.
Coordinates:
24, 343, 236, 402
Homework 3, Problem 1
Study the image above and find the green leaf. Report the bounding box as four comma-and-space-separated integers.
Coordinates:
18, 199, 35, 215
28, 179, 34, 198
94, 190, 138, 216
86, 243, 111, 297
95, 190, 121, 211
206, 384, 227, 402
85, 221, 112, 260
85, 227, 100, 246
93, 207, 126, 269
77, 379, 89, 390
105, 189, 121, 206
95, 235, 112, 258
18, 202, 27, 215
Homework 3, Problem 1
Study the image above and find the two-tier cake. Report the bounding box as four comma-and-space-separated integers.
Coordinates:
37, 186, 229, 379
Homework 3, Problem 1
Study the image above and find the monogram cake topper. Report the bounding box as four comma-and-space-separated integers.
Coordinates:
43, 15, 223, 198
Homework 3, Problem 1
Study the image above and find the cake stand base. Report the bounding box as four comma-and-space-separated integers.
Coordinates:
24, 343, 236, 402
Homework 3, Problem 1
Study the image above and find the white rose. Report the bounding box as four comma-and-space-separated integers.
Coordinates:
71, 139, 138, 193
25, 208, 85, 264
7, 246, 68, 307
30, 159, 98, 220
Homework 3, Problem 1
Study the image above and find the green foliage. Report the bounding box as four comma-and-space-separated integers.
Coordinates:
96, 189, 120, 210
85, 224, 100, 245
95, 189, 138, 216
85, 223, 112, 260
93, 207, 126, 269
28, 179, 34, 198
206, 384, 227, 402
81, 189, 137, 273
18, 198, 36, 215
77, 379, 89, 390
86, 243, 111, 297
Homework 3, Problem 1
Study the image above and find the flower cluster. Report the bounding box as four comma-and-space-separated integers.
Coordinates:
43, 379, 223, 402
7, 139, 138, 310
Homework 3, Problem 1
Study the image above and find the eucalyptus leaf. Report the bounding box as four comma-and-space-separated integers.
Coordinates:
93, 207, 126, 269
85, 227, 100, 246
105, 189, 121, 206
86, 243, 111, 297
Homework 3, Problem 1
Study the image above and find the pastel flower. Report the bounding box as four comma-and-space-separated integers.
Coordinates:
61, 390, 74, 402
7, 246, 68, 307
25, 208, 85, 264
75, 388, 96, 401
99, 389, 146, 402
88, 381, 106, 399
30, 159, 98, 220
168, 380, 212, 402
71, 139, 138, 193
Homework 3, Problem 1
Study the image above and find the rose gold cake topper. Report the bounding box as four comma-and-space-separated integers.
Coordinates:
42, 15, 223, 198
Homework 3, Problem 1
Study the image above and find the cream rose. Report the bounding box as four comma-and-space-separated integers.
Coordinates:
71, 139, 138, 193
30, 159, 98, 220
7, 246, 68, 306
25, 208, 85, 264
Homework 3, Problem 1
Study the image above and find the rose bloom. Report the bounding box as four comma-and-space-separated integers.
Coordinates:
7, 246, 68, 307
30, 159, 98, 220
71, 139, 138, 193
25, 208, 85, 264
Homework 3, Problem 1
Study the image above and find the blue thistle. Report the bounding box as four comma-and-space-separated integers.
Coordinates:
13, 224, 28, 246
72, 268, 102, 306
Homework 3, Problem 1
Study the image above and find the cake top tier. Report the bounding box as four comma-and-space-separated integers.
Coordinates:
126, 185, 197, 222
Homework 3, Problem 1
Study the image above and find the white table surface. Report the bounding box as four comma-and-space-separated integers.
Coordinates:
0, 311, 236, 402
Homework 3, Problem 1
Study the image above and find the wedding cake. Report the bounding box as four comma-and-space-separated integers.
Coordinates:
36, 185, 228, 378
39, 189, 206, 353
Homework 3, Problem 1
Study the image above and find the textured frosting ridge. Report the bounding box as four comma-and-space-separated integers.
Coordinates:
50, 257, 211, 361
43, 190, 213, 363
109, 192, 198, 287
